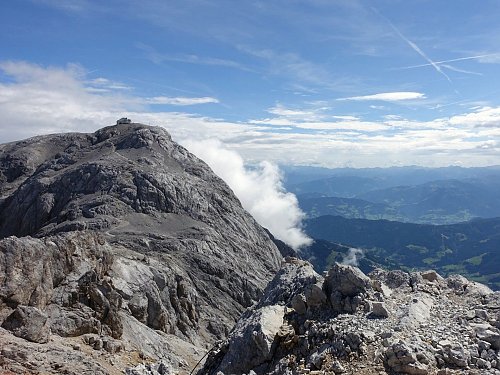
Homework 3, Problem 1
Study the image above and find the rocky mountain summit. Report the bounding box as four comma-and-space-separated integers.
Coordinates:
0, 123, 283, 373
201, 260, 500, 375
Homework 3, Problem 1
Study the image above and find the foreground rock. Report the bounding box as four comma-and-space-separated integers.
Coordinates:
201, 261, 500, 375
1, 305, 50, 343
0, 123, 283, 373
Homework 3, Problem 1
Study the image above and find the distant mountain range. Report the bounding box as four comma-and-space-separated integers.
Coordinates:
302, 215, 500, 289
285, 165, 500, 290
284, 166, 500, 225
297, 178, 500, 224
357, 178, 500, 224
283, 165, 500, 192
297, 195, 404, 221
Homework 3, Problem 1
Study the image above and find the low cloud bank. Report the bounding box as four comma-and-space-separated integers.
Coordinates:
183, 139, 312, 250
341, 247, 365, 267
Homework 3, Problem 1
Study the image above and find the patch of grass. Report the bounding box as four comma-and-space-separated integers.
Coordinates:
441, 263, 467, 274
465, 253, 487, 266
326, 251, 342, 269
423, 257, 439, 265
406, 244, 429, 254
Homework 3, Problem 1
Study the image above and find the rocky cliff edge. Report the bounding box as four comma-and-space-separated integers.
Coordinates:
201, 260, 500, 375
0, 123, 283, 374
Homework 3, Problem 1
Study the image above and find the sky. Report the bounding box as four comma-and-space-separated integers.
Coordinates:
2, 0, 500, 168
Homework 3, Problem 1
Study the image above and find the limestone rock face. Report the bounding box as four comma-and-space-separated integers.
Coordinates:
0, 123, 282, 373
2, 305, 50, 343
384, 341, 430, 375
201, 258, 323, 375
256, 259, 321, 308
201, 264, 500, 375
324, 263, 371, 297
323, 263, 372, 314
216, 304, 285, 374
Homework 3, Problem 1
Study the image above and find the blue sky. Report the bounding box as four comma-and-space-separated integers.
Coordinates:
2, 0, 500, 167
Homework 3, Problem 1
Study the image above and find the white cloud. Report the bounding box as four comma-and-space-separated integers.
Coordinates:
294, 120, 390, 131
0, 60, 499, 170
146, 96, 219, 105
0, 61, 140, 140
477, 140, 498, 149
399, 53, 500, 68
477, 54, 500, 64
181, 139, 312, 249
449, 106, 500, 128
267, 104, 316, 117
0, 61, 232, 142
250, 117, 389, 131
341, 248, 364, 267
339, 91, 426, 102
87, 77, 132, 91
250, 118, 296, 126
252, 105, 386, 131
332, 115, 360, 121
384, 114, 403, 120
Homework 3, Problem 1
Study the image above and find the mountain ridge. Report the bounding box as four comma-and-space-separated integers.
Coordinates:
304, 215, 500, 289
0, 123, 283, 373
294, 174, 500, 225
199, 260, 500, 374
2, 124, 500, 375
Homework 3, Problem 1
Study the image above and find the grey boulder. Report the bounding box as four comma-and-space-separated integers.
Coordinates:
323, 263, 371, 298
2, 305, 50, 343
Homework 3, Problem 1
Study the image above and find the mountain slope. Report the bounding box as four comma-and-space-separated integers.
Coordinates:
305, 215, 500, 289
284, 165, 500, 194
295, 177, 500, 225
288, 175, 380, 198
0, 123, 283, 373
298, 195, 403, 221
201, 260, 500, 375
357, 178, 500, 223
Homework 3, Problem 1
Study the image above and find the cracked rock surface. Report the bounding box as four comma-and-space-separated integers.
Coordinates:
0, 123, 283, 374
201, 261, 500, 375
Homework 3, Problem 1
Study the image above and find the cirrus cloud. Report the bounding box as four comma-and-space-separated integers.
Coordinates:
146, 96, 219, 105
338, 91, 426, 102
0, 60, 499, 171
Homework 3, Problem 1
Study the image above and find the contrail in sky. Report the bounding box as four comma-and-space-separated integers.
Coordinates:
389, 22, 452, 83
396, 53, 500, 70
372, 7, 452, 83
440, 64, 482, 76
